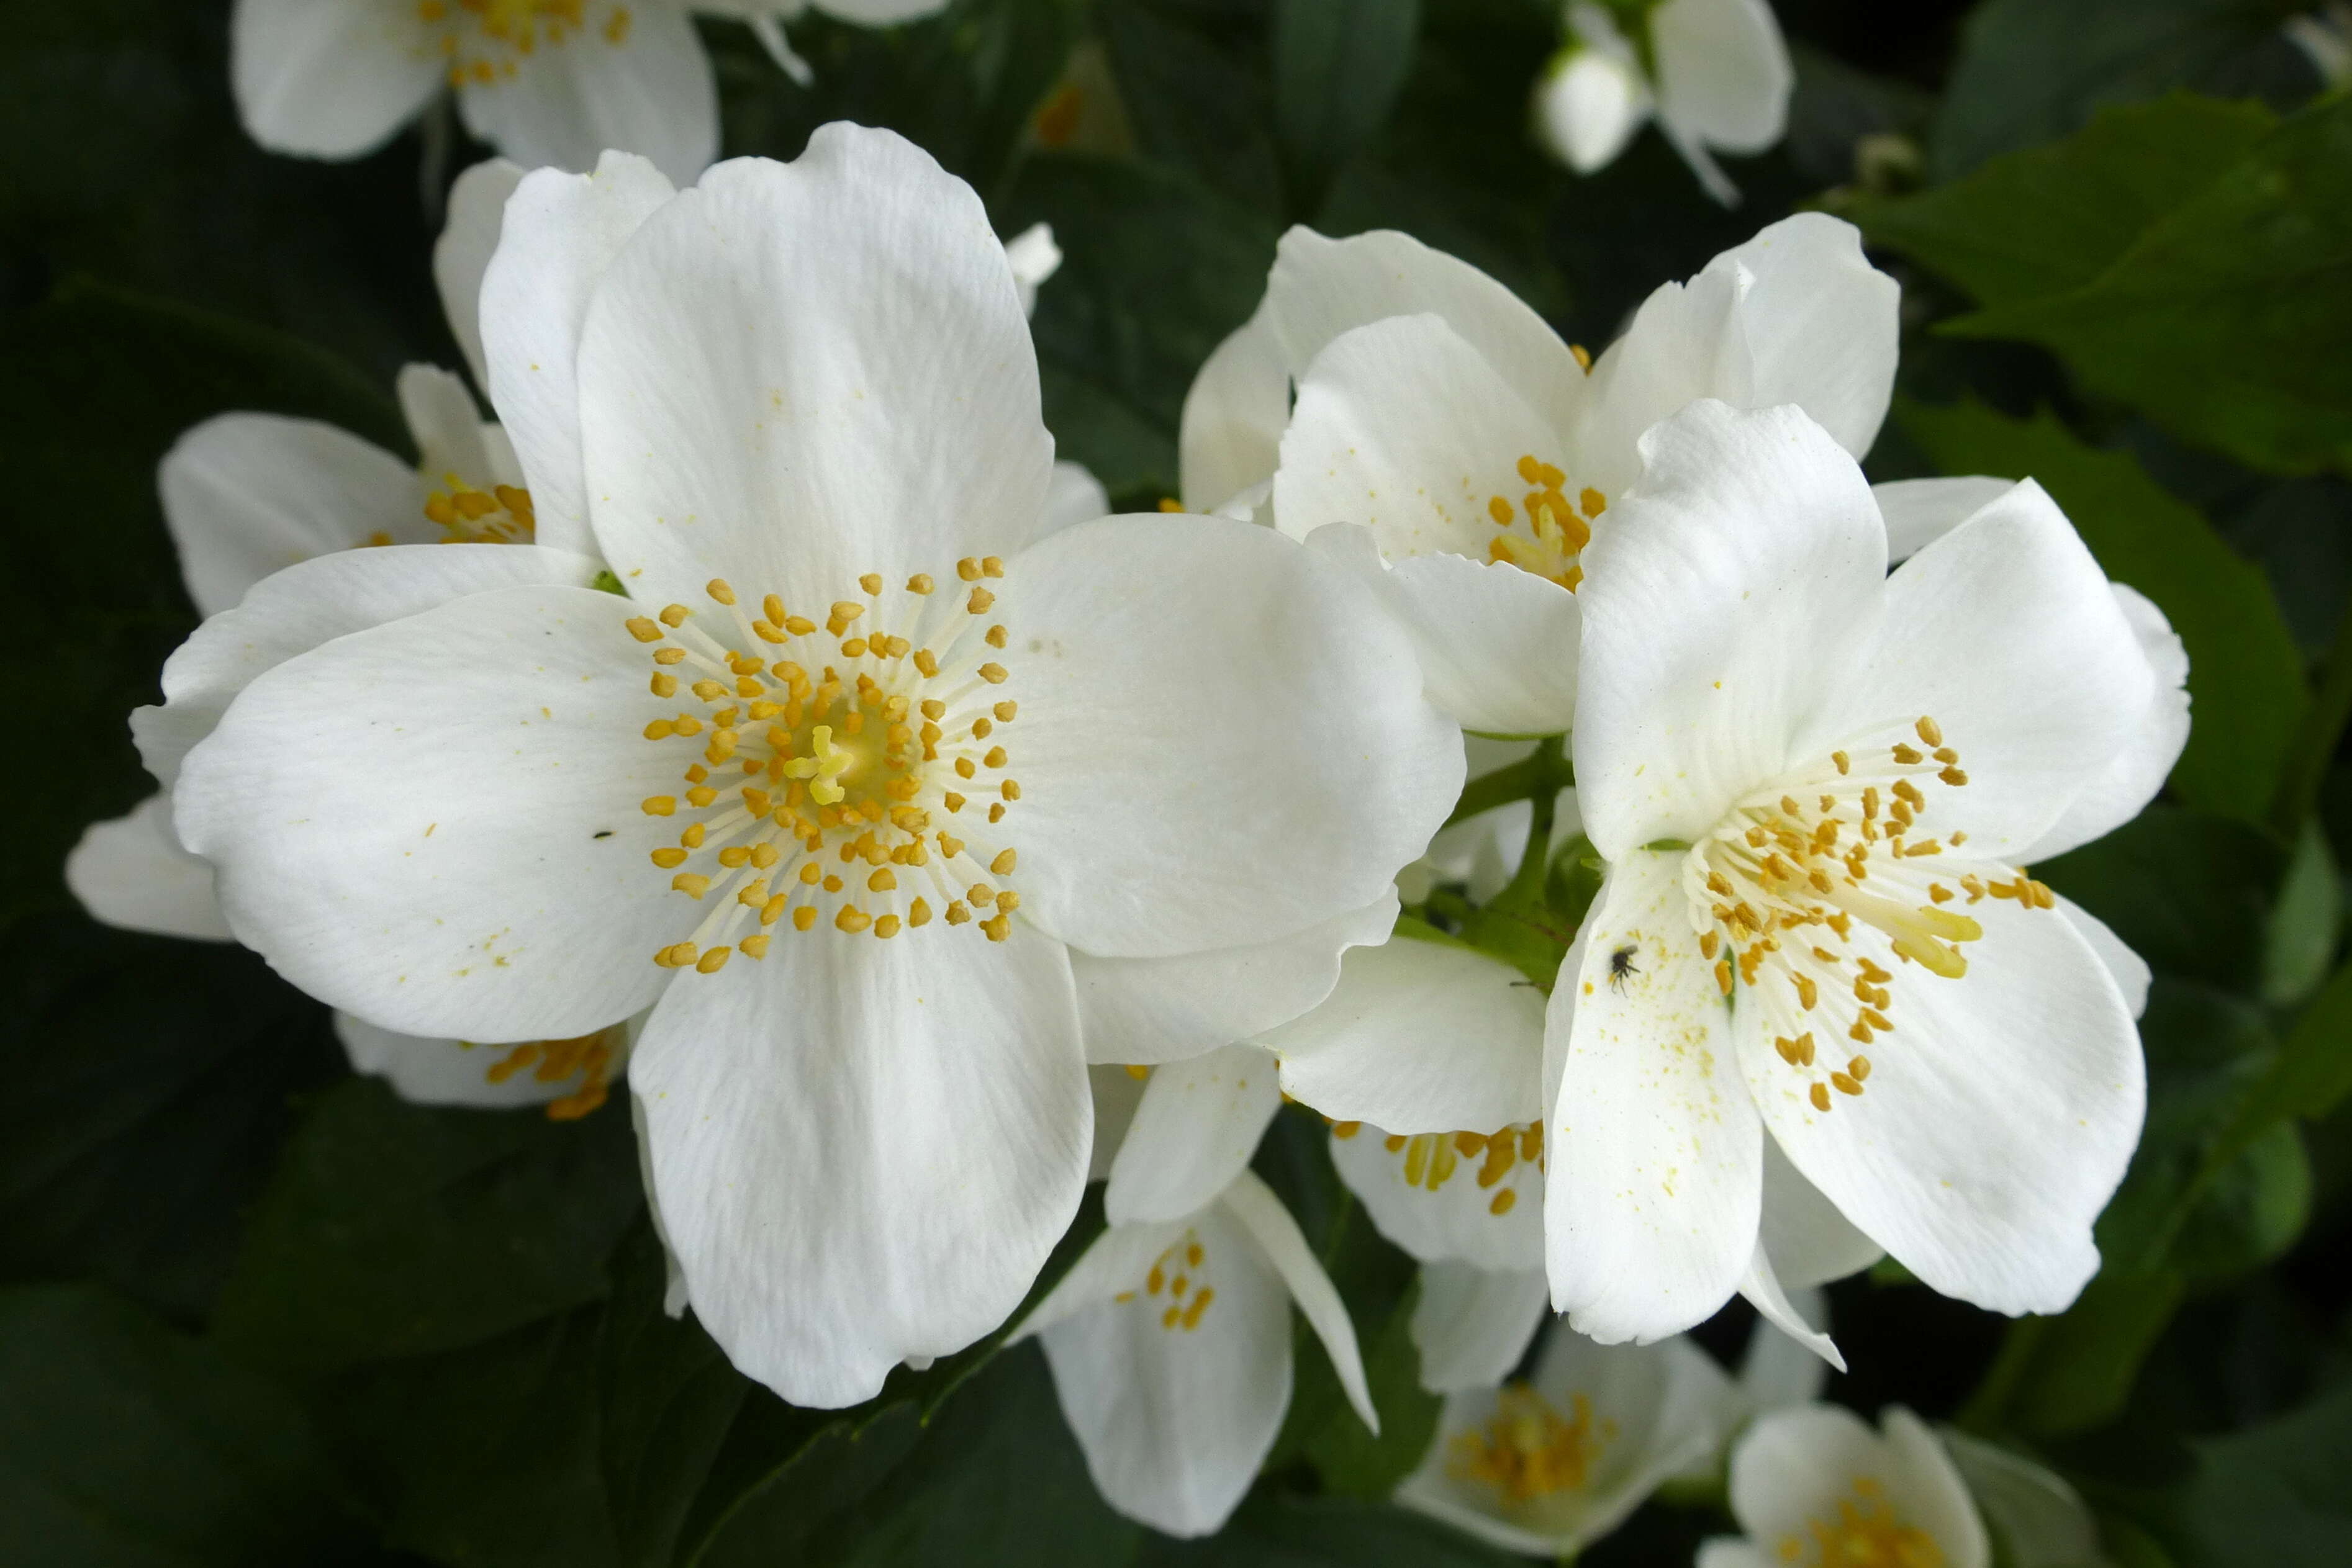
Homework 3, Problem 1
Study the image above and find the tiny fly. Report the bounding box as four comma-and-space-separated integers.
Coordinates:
1606, 944, 1640, 993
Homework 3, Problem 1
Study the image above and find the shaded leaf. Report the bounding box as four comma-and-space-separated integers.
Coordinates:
1271, 0, 1420, 198
2171, 1379, 2352, 1567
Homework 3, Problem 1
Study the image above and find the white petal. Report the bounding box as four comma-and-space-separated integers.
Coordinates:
2026, 583, 2189, 862
2056, 894, 2151, 1020
635, 919, 1088, 1408
132, 543, 602, 790
396, 363, 497, 484
1178, 304, 1290, 513
173, 583, 690, 1041
1573, 400, 1886, 857
158, 413, 427, 618
1262, 935, 1546, 1134
1726, 1404, 1890, 1544
1086, 1062, 1149, 1182
229, 0, 440, 161
1008, 515, 1460, 958
334, 1011, 623, 1110
631, 1089, 692, 1316
1570, 258, 1751, 504
1744, 896, 2143, 1317
1378, 551, 1582, 736
1011, 1211, 1190, 1340
1331, 1121, 1545, 1271
1873, 477, 2017, 564
479, 150, 677, 559
1939, 1428, 2103, 1568
453, 2, 717, 186
1002, 221, 1062, 316
1105, 1044, 1283, 1225
1652, 0, 1793, 154
1041, 461, 1110, 536
1409, 1263, 1550, 1392
1535, 42, 1653, 173
65, 794, 233, 942
1075, 895, 1398, 1066
1714, 215, 1899, 459
1030, 1205, 1293, 1538
1221, 1171, 1377, 1433
1263, 227, 1591, 430
573, 130, 1050, 610
1275, 313, 1567, 563
1883, 1409, 1993, 1568
1759, 1137, 1883, 1289
1547, 850, 1762, 1340
1697, 1544, 1777, 1568
434, 158, 527, 390
1737, 1283, 1831, 1412
1808, 478, 2155, 863
805, 0, 954, 20
1737, 1241, 1844, 1374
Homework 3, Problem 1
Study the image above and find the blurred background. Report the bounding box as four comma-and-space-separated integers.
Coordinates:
2, 1, 2347, 1562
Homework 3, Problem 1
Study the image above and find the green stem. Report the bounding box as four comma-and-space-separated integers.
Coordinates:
1955, 1315, 2047, 1436
2268, 598, 2352, 839
1491, 736, 1568, 913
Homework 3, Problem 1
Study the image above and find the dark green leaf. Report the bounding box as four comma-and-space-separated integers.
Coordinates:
2172, 1379, 2352, 1567
1098, 0, 1287, 218
1996, 1269, 2189, 1439
1298, 1277, 1441, 1502
2038, 811, 2284, 992
1898, 402, 2305, 825
0, 1284, 362, 1567
212, 1079, 643, 1376
1270, 0, 1420, 198
2259, 821, 2340, 1004
1929, 0, 2313, 179
1142, 1491, 1521, 1565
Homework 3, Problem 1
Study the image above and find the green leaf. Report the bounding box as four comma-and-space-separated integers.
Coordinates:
2172, 1379, 2352, 1567
210, 1079, 644, 1376
1300, 1276, 1441, 1502
1860, 94, 2278, 307
1097, 0, 1287, 219
1270, 0, 1420, 198
2260, 821, 2341, 1005
2038, 810, 2285, 993
1976, 1269, 2188, 1440
1000, 151, 1280, 502
0, 1284, 363, 1567
1928, 0, 2313, 179
1145, 1492, 1522, 1565
1949, 93, 2352, 477
1897, 402, 2305, 826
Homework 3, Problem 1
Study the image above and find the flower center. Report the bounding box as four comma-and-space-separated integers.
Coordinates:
1681, 716, 2053, 1113
1112, 1230, 1218, 1333
1483, 454, 1602, 591
1780, 1476, 1947, 1568
417, 1, 633, 88
1336, 1120, 1544, 1218
476, 1025, 624, 1120
422, 475, 536, 543
625, 560, 1021, 975
1450, 1386, 1612, 1502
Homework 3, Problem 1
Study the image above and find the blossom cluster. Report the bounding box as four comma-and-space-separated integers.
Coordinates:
62, 2, 2196, 1561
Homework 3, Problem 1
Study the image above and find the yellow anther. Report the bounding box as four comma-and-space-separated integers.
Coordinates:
784, 615, 815, 636
979, 663, 1008, 684
649, 673, 677, 698
907, 574, 934, 594
1811, 1083, 1832, 1112
1578, 487, 1606, 518
642, 796, 676, 816
859, 572, 882, 595
649, 847, 688, 870
909, 898, 932, 927
793, 906, 817, 931
658, 603, 689, 627
707, 579, 736, 605
740, 934, 770, 958
835, 906, 872, 933
627, 617, 664, 643
696, 946, 733, 973
945, 901, 971, 925
990, 848, 1018, 875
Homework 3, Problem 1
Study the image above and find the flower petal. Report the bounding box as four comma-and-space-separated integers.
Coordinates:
1042, 461, 1111, 536
1263, 935, 1546, 1133
1742, 896, 2143, 1317
1652, 0, 1793, 154
434, 158, 526, 390
1075, 894, 1398, 1066
1883, 1409, 1993, 1568
1806, 477, 2155, 863
396, 363, 502, 487
1332, 1120, 1545, 1271
1275, 313, 1567, 562
2056, 894, 2151, 1020
173, 583, 688, 1040
334, 1011, 620, 1111
1008, 515, 1460, 957
1736, 1283, 1831, 1412
636, 920, 1087, 1407
1011, 1211, 1190, 1341
1086, 1062, 1151, 1182
1222, 1171, 1377, 1433
573, 129, 1049, 611
1264, 227, 1590, 434
1737, 1241, 1844, 1373
65, 793, 233, 942
1570, 259, 1750, 503
1697, 1543, 1777, 1568
1301, 516, 1581, 737
452, 2, 716, 186
1408, 1263, 1549, 1392
229, 0, 439, 161
1105, 1045, 1283, 1226
479, 150, 677, 559
132, 543, 602, 790
1547, 849, 1762, 1340
1716, 214, 1898, 458
1758, 1137, 1883, 1289
1535, 35, 1653, 173
1939, 1428, 2102, 1568
1872, 477, 2016, 564
1178, 304, 1290, 513
1725, 1404, 1889, 1546
1573, 400, 1886, 857
158, 413, 427, 618
1029, 1205, 1292, 1538
2026, 584, 2189, 862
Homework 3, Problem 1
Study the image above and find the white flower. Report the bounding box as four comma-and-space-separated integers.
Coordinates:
1547, 399, 2173, 1349
232, 0, 718, 182
1012, 1169, 1377, 1538
1395, 1317, 1735, 1556
1178, 213, 1897, 736
695, 0, 952, 86
2287, 4, 2352, 90
1701, 1405, 1982, 1568
168, 127, 1460, 1407
1535, 0, 1794, 205
1002, 221, 1064, 317
1938, 1428, 2112, 1568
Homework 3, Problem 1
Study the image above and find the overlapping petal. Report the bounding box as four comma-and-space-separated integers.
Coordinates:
1105, 1045, 1282, 1225
230, 0, 440, 161
452, 1, 716, 186
65, 794, 233, 943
